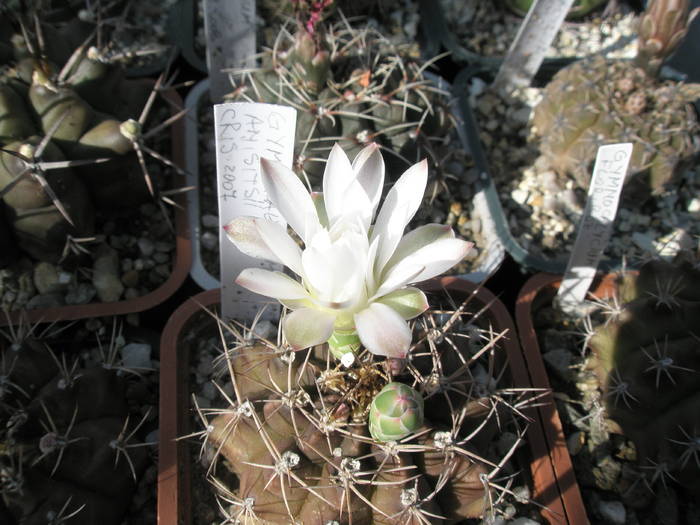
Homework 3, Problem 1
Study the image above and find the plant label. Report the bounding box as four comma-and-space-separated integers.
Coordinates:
493, 0, 576, 94
203, 0, 256, 102
213, 102, 297, 322
557, 143, 633, 313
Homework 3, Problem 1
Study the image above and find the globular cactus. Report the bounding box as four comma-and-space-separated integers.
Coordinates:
227, 19, 453, 185
0, 320, 151, 524
194, 290, 538, 524
0, 11, 180, 264
503, 0, 608, 19
531, 0, 700, 202
587, 251, 700, 495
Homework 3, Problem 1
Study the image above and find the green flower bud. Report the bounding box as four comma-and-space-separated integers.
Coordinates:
369, 382, 424, 442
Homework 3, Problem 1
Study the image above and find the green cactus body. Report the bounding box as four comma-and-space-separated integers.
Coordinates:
0, 138, 94, 260
588, 255, 700, 494
227, 23, 453, 185
0, 82, 35, 142
28, 74, 95, 148
532, 55, 700, 200
0, 327, 149, 524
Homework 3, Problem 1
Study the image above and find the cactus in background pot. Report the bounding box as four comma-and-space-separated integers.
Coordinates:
0, 10, 182, 265
531, 0, 700, 202
226, 4, 453, 185
588, 250, 700, 494
0, 320, 151, 524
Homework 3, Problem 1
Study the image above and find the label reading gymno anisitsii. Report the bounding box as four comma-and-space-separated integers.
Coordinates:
213, 103, 297, 322
557, 143, 633, 312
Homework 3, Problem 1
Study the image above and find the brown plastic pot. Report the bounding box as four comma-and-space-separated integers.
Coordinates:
158, 277, 584, 524
1, 89, 192, 326
516, 272, 629, 525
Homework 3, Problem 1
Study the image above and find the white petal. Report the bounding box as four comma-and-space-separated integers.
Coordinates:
254, 219, 303, 276
260, 157, 320, 242
381, 238, 474, 289
383, 223, 454, 277
370, 159, 428, 274
235, 269, 308, 300
301, 229, 366, 305
354, 303, 412, 358
283, 308, 336, 349
323, 144, 354, 225
375, 287, 429, 320
352, 143, 384, 220
372, 263, 425, 300
224, 217, 282, 265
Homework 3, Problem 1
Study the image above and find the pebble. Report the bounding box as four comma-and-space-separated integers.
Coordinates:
33, 262, 62, 295
25, 293, 63, 309
202, 214, 219, 229
121, 343, 152, 369
138, 238, 155, 257
65, 283, 97, 305
597, 500, 626, 525
153, 252, 170, 264
201, 231, 217, 251
566, 431, 585, 456
93, 246, 124, 302
122, 270, 140, 289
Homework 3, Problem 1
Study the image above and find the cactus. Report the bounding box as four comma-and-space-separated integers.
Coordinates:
192, 288, 539, 524
0, 318, 153, 524
503, 0, 608, 19
531, 0, 700, 201
587, 251, 700, 495
226, 18, 453, 185
0, 11, 183, 265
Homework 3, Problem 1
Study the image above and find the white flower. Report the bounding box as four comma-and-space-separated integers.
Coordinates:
224, 143, 473, 358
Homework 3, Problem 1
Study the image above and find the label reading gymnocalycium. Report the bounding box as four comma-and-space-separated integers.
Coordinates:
557, 143, 633, 312
213, 102, 297, 322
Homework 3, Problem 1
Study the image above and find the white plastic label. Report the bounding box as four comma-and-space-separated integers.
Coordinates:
557, 143, 633, 312
203, 0, 256, 102
213, 102, 297, 322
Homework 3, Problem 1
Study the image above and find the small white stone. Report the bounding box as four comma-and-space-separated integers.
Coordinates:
511, 188, 529, 205
597, 500, 626, 525
202, 214, 219, 228
121, 343, 152, 369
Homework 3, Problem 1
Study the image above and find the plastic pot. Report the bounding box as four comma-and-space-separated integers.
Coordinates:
158, 277, 587, 524
515, 272, 632, 525
184, 77, 506, 290
168, 0, 208, 73
1, 88, 192, 325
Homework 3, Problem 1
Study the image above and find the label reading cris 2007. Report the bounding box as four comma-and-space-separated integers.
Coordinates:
557, 143, 633, 312
213, 102, 297, 322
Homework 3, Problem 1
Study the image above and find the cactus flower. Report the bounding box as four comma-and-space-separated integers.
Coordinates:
368, 382, 424, 442
224, 143, 473, 358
